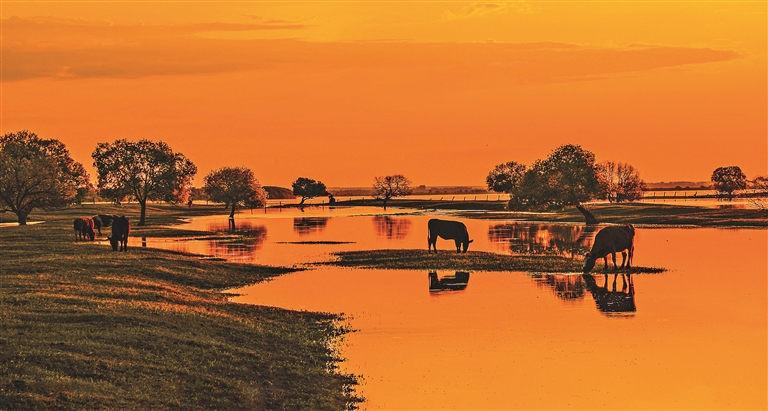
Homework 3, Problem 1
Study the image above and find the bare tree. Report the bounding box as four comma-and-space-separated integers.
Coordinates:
373, 175, 412, 210
597, 161, 646, 203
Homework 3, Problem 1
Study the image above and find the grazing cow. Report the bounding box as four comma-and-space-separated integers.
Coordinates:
427, 218, 473, 253
92, 214, 116, 236
107, 216, 130, 252
583, 224, 635, 273
73, 217, 95, 241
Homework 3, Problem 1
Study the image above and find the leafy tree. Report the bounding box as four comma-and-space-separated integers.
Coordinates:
486, 161, 527, 194
0, 130, 89, 224
711, 166, 747, 200
373, 174, 412, 209
597, 161, 646, 203
512, 145, 601, 210
203, 167, 266, 218
92, 139, 197, 225
292, 177, 329, 205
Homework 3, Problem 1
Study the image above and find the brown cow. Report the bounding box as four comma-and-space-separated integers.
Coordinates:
427, 219, 473, 253
73, 217, 95, 241
92, 214, 117, 236
583, 224, 635, 273
107, 216, 130, 252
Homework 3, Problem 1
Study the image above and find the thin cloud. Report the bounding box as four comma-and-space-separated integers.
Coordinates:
1, 16, 741, 83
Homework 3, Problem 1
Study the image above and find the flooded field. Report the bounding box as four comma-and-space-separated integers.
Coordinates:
150, 207, 767, 409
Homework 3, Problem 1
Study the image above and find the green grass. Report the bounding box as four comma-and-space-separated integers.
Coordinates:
0, 204, 362, 410
323, 249, 666, 274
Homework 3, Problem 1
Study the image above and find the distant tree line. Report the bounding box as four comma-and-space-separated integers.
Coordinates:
1, 130, 763, 224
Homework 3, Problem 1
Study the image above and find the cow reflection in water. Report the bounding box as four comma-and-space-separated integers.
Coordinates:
428, 271, 470, 292
488, 223, 597, 258
293, 217, 329, 236
373, 216, 411, 239
582, 274, 636, 317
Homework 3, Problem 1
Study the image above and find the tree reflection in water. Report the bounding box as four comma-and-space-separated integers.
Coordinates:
293, 217, 329, 236
582, 273, 636, 317
428, 271, 470, 293
204, 220, 268, 260
488, 223, 597, 258
529, 274, 586, 301
373, 216, 411, 239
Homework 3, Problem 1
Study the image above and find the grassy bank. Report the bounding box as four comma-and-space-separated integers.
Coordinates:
324, 249, 666, 274
0, 204, 362, 410
448, 202, 768, 227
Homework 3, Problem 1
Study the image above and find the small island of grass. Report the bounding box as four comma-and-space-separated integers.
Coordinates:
323, 249, 666, 274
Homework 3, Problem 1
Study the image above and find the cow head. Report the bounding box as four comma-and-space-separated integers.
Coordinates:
462, 239, 474, 253
88, 230, 95, 241
583, 252, 596, 273
107, 235, 119, 251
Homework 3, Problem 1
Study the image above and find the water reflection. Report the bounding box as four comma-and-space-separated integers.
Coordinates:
204, 221, 268, 260
428, 271, 470, 292
530, 274, 586, 301
293, 217, 329, 236
582, 274, 636, 317
373, 216, 412, 239
488, 223, 597, 258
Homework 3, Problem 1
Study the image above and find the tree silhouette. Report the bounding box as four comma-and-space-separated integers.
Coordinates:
597, 161, 646, 203
291, 177, 328, 205
92, 139, 197, 225
373, 174, 412, 209
0, 130, 89, 225
203, 167, 266, 218
486, 161, 527, 194
711, 166, 747, 200
514, 145, 601, 210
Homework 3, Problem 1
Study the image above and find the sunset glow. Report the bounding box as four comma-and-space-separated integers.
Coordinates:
2, 2, 766, 187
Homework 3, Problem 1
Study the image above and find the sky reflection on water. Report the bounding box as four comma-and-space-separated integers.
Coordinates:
147, 207, 767, 409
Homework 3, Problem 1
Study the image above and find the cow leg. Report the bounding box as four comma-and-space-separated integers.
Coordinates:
620, 251, 627, 268
454, 239, 461, 253
627, 245, 634, 268
603, 256, 609, 270
611, 251, 619, 270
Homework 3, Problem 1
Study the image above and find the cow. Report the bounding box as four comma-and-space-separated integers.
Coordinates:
107, 216, 130, 252
73, 217, 95, 241
427, 218, 473, 253
583, 224, 635, 273
92, 214, 117, 236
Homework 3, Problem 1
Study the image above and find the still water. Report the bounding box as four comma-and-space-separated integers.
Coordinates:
153, 207, 767, 409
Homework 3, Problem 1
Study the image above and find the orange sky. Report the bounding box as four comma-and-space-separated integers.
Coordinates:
1, 2, 766, 187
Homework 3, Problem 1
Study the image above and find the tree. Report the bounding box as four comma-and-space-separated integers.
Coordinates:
486, 161, 527, 194
291, 177, 328, 205
203, 167, 266, 218
597, 161, 646, 203
711, 166, 747, 200
373, 174, 412, 209
92, 139, 197, 225
0, 130, 89, 224
512, 145, 601, 210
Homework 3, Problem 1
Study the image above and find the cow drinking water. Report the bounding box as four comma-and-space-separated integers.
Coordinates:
107, 216, 130, 252
427, 218, 473, 253
583, 224, 635, 273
